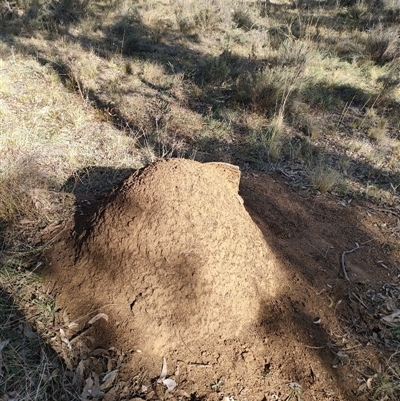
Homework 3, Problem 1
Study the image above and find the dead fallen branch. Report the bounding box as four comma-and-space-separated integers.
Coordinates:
341, 243, 361, 281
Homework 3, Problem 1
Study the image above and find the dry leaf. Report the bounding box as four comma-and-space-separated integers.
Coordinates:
100, 369, 118, 390
81, 373, 103, 400
60, 328, 72, 350
103, 388, 118, 401
385, 297, 396, 312
63, 310, 70, 325
357, 382, 367, 393
63, 353, 74, 371
88, 313, 109, 325
73, 360, 85, 387
162, 378, 177, 391
158, 357, 168, 381
175, 390, 190, 398
0, 340, 9, 352
381, 310, 400, 326
91, 372, 103, 398
81, 376, 94, 399
367, 377, 374, 389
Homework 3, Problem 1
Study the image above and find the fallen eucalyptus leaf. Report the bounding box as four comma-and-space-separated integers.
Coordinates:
73, 360, 85, 387
102, 369, 118, 383
358, 382, 367, 393
100, 369, 118, 390
367, 377, 374, 389
162, 378, 177, 391
91, 372, 103, 398
67, 322, 79, 330
63, 310, 70, 325
60, 328, 72, 350
23, 323, 37, 339
103, 388, 118, 401
158, 357, 168, 382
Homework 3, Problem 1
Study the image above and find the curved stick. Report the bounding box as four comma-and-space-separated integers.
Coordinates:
341, 243, 361, 281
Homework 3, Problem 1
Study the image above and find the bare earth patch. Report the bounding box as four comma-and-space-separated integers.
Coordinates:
42, 159, 400, 400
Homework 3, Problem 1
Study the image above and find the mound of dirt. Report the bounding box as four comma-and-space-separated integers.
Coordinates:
46, 159, 287, 397
75, 159, 283, 346
45, 158, 394, 400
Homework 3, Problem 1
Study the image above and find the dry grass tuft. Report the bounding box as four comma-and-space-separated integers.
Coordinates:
0, 164, 66, 249
364, 24, 399, 65
308, 163, 343, 193
366, 108, 389, 142
234, 69, 291, 114
232, 7, 257, 31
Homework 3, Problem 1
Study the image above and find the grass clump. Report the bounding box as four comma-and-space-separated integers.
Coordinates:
346, 0, 369, 20
232, 7, 256, 31
233, 68, 297, 115
364, 24, 399, 64
175, 12, 196, 34
308, 163, 343, 193
0, 165, 66, 250
366, 108, 389, 142
243, 113, 286, 164
42, 0, 92, 24
372, 373, 400, 400
197, 50, 243, 86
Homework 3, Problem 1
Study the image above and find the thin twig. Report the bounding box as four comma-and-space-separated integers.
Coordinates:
187, 363, 212, 368
341, 243, 361, 281
349, 290, 369, 310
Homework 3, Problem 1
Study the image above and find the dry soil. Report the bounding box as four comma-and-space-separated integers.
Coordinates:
43, 158, 400, 401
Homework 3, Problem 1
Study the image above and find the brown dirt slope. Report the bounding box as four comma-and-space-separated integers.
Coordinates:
44, 158, 400, 401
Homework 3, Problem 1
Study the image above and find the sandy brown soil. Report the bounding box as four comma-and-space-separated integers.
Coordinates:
43, 158, 400, 401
